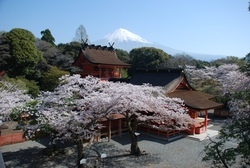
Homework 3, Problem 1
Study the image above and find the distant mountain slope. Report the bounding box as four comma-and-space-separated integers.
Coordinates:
94, 28, 226, 61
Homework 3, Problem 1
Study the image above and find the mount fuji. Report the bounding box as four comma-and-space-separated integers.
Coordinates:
94, 28, 183, 55
94, 28, 226, 61
104, 28, 151, 43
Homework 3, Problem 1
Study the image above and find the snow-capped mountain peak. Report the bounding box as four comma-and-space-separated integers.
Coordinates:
104, 28, 151, 44
94, 28, 225, 61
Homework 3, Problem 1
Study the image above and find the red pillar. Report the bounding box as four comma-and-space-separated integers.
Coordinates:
98, 65, 101, 78
119, 67, 121, 78
204, 110, 208, 131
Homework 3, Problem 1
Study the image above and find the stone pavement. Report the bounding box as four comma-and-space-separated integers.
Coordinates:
187, 129, 219, 141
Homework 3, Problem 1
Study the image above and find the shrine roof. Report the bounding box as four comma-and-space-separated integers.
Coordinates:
129, 69, 183, 86
129, 69, 223, 110
80, 44, 130, 67
168, 90, 223, 110
100, 114, 125, 121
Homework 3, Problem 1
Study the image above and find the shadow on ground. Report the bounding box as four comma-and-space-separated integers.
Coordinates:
1, 113, 227, 168
33, 137, 75, 147
2, 146, 77, 168
2, 139, 162, 168
111, 132, 186, 146
89, 142, 162, 168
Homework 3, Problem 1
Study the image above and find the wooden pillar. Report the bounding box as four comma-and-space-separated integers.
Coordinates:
98, 65, 101, 78
119, 67, 121, 78
204, 110, 208, 131
192, 125, 195, 135
104, 66, 108, 78
96, 129, 101, 142
108, 120, 111, 142
118, 119, 122, 136
188, 110, 195, 135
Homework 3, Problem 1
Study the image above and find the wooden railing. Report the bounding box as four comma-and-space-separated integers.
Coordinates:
138, 125, 182, 139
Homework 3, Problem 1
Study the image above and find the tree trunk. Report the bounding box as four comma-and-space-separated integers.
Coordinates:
77, 139, 84, 168
126, 113, 141, 156
129, 130, 141, 156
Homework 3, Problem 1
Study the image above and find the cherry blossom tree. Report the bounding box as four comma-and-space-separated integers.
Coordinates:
184, 65, 221, 95
35, 75, 115, 168
0, 80, 32, 124
105, 81, 194, 156
188, 64, 250, 167
202, 7, 250, 167
203, 90, 250, 168
185, 64, 250, 106
34, 75, 194, 167
185, 64, 249, 95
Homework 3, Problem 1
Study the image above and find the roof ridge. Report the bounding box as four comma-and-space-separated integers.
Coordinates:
81, 42, 115, 51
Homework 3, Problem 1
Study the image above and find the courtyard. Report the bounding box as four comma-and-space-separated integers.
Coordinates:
0, 117, 225, 168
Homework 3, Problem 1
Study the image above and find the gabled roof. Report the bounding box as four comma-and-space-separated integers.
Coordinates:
129, 69, 184, 86
163, 75, 195, 93
168, 90, 223, 110
75, 44, 130, 67
129, 69, 223, 111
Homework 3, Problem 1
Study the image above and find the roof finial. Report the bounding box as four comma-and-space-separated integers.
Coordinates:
81, 39, 88, 49
108, 42, 115, 51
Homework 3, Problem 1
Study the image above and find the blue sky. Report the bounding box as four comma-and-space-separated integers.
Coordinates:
1, 0, 250, 58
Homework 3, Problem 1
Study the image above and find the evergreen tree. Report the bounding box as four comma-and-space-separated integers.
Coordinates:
41, 29, 55, 46
4, 28, 44, 79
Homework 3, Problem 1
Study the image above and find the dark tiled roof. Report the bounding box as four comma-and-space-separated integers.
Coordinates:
82, 45, 130, 67
129, 69, 222, 110
129, 69, 183, 86
168, 90, 223, 110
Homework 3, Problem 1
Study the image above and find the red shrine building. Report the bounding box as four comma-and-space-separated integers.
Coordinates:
73, 43, 130, 80
129, 69, 223, 135
72, 43, 131, 141
73, 43, 223, 141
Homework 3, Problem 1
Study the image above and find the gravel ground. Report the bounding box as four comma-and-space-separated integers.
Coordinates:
0, 119, 225, 168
